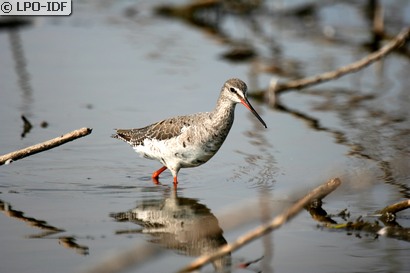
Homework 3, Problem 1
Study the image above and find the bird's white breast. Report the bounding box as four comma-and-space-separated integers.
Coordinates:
133, 129, 215, 169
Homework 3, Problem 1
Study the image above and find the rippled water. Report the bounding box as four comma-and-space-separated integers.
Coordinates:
1, 1, 409, 273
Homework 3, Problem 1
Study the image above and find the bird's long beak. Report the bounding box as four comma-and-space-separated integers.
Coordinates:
240, 97, 267, 128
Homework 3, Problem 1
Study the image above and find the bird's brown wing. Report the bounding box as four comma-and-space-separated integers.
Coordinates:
112, 115, 196, 146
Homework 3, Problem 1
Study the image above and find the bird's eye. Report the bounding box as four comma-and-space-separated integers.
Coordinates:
229, 87, 237, 93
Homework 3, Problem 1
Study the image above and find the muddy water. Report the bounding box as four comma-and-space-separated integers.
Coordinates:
1, 1, 409, 273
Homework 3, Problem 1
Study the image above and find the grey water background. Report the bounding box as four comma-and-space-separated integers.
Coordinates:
0, 1, 409, 272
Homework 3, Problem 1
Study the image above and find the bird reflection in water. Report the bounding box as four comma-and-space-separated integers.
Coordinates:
110, 189, 231, 272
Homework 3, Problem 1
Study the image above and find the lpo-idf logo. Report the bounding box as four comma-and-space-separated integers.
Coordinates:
1, 0, 72, 15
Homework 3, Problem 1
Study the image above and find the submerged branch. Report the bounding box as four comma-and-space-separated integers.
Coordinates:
0, 199, 64, 233
21, 115, 33, 138
0, 127, 92, 165
178, 178, 341, 272
307, 198, 410, 242
58, 237, 89, 256
1, 199, 89, 255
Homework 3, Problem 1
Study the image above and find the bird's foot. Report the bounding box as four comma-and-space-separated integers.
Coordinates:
152, 166, 167, 180
152, 177, 161, 185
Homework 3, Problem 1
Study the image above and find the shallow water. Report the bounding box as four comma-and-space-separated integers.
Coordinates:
1, 1, 409, 273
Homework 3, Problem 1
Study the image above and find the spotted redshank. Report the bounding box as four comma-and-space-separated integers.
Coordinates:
112, 78, 267, 185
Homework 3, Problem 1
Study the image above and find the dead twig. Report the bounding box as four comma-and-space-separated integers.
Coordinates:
377, 199, 410, 223
0, 127, 92, 165
270, 27, 410, 97
21, 115, 33, 138
378, 199, 410, 215
177, 178, 341, 273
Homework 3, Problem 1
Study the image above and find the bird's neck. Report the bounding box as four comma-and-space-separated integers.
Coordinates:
210, 96, 236, 129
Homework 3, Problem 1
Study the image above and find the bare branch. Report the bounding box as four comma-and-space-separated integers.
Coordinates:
178, 178, 341, 272
378, 199, 410, 215
271, 27, 410, 95
0, 127, 92, 165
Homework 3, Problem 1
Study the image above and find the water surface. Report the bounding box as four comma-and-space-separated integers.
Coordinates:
1, 1, 409, 273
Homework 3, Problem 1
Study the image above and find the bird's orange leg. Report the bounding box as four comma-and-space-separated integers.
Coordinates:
173, 176, 178, 185
152, 166, 167, 179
